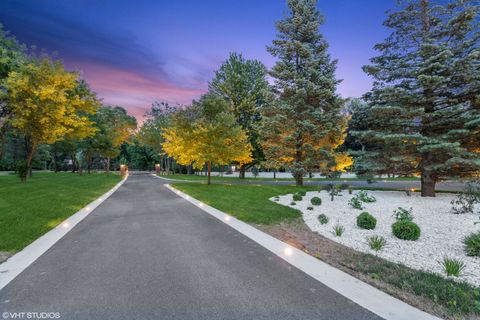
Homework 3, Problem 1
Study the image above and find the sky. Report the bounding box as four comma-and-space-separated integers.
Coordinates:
0, 0, 395, 121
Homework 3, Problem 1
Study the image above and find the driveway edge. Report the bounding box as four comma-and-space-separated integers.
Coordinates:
0, 175, 128, 291
164, 183, 441, 320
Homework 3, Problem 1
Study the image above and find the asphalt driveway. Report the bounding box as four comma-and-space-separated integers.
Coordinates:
0, 173, 382, 320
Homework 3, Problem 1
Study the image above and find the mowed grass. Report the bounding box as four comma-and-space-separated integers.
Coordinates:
0, 172, 122, 252
173, 183, 317, 224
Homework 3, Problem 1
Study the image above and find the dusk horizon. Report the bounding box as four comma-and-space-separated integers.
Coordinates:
0, 0, 394, 120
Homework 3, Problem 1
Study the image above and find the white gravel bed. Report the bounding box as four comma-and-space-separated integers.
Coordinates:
272, 190, 480, 287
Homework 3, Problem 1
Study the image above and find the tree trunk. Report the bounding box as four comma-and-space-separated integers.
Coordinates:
207, 161, 211, 185
24, 141, 36, 182
106, 157, 110, 173
239, 164, 246, 179
71, 152, 77, 173
273, 170, 276, 179
421, 170, 436, 197
294, 173, 303, 187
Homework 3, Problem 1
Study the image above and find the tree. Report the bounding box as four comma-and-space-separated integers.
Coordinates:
209, 53, 269, 178
89, 106, 137, 173
260, 0, 351, 186
356, 0, 480, 196
162, 94, 252, 184
2, 58, 98, 180
0, 24, 27, 151
138, 102, 178, 172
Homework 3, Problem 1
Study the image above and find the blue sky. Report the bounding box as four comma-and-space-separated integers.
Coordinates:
0, 0, 395, 119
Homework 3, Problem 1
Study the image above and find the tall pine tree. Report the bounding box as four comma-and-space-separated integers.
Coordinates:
260, 0, 350, 186
356, 0, 480, 196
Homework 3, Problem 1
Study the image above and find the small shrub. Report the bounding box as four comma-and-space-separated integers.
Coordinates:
392, 220, 421, 240
451, 181, 480, 215
297, 190, 307, 196
463, 232, 480, 257
358, 190, 376, 203
16, 160, 28, 182
318, 214, 329, 224
348, 196, 363, 210
441, 257, 466, 277
357, 212, 377, 230
348, 187, 353, 195
293, 193, 303, 201
367, 235, 386, 251
393, 207, 414, 222
290, 202, 296, 205
332, 223, 345, 237
310, 197, 322, 206
307, 206, 314, 211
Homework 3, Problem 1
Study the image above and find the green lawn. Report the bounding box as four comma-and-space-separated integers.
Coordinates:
173, 183, 317, 224
0, 172, 122, 252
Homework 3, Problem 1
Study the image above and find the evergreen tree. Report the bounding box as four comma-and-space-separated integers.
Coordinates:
260, 0, 351, 186
209, 53, 269, 178
356, 0, 480, 196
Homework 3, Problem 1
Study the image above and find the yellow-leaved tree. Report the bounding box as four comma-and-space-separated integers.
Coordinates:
2, 58, 98, 180
162, 94, 252, 184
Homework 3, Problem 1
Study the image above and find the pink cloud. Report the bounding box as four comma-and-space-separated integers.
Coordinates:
65, 60, 206, 121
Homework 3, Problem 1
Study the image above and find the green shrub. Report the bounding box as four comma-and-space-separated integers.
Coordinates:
318, 214, 329, 224
348, 187, 353, 195
356, 212, 377, 230
441, 257, 466, 277
292, 193, 302, 201
307, 206, 314, 211
392, 221, 421, 240
297, 190, 307, 196
16, 160, 28, 181
310, 197, 322, 206
348, 196, 363, 210
451, 181, 480, 215
463, 232, 480, 257
332, 223, 345, 236
358, 190, 376, 203
393, 207, 414, 222
290, 202, 296, 205
367, 235, 386, 251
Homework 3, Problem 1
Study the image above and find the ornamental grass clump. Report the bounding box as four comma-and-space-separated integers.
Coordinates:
367, 235, 386, 251
463, 232, 480, 257
440, 257, 466, 277
332, 223, 345, 237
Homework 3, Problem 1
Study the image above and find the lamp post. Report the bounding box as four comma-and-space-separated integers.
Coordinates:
120, 164, 127, 176
155, 163, 160, 175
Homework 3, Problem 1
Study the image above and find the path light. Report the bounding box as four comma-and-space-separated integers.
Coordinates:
85, 206, 91, 212
410, 188, 415, 192
62, 222, 70, 228
284, 246, 293, 256
224, 215, 231, 221
199, 202, 204, 207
